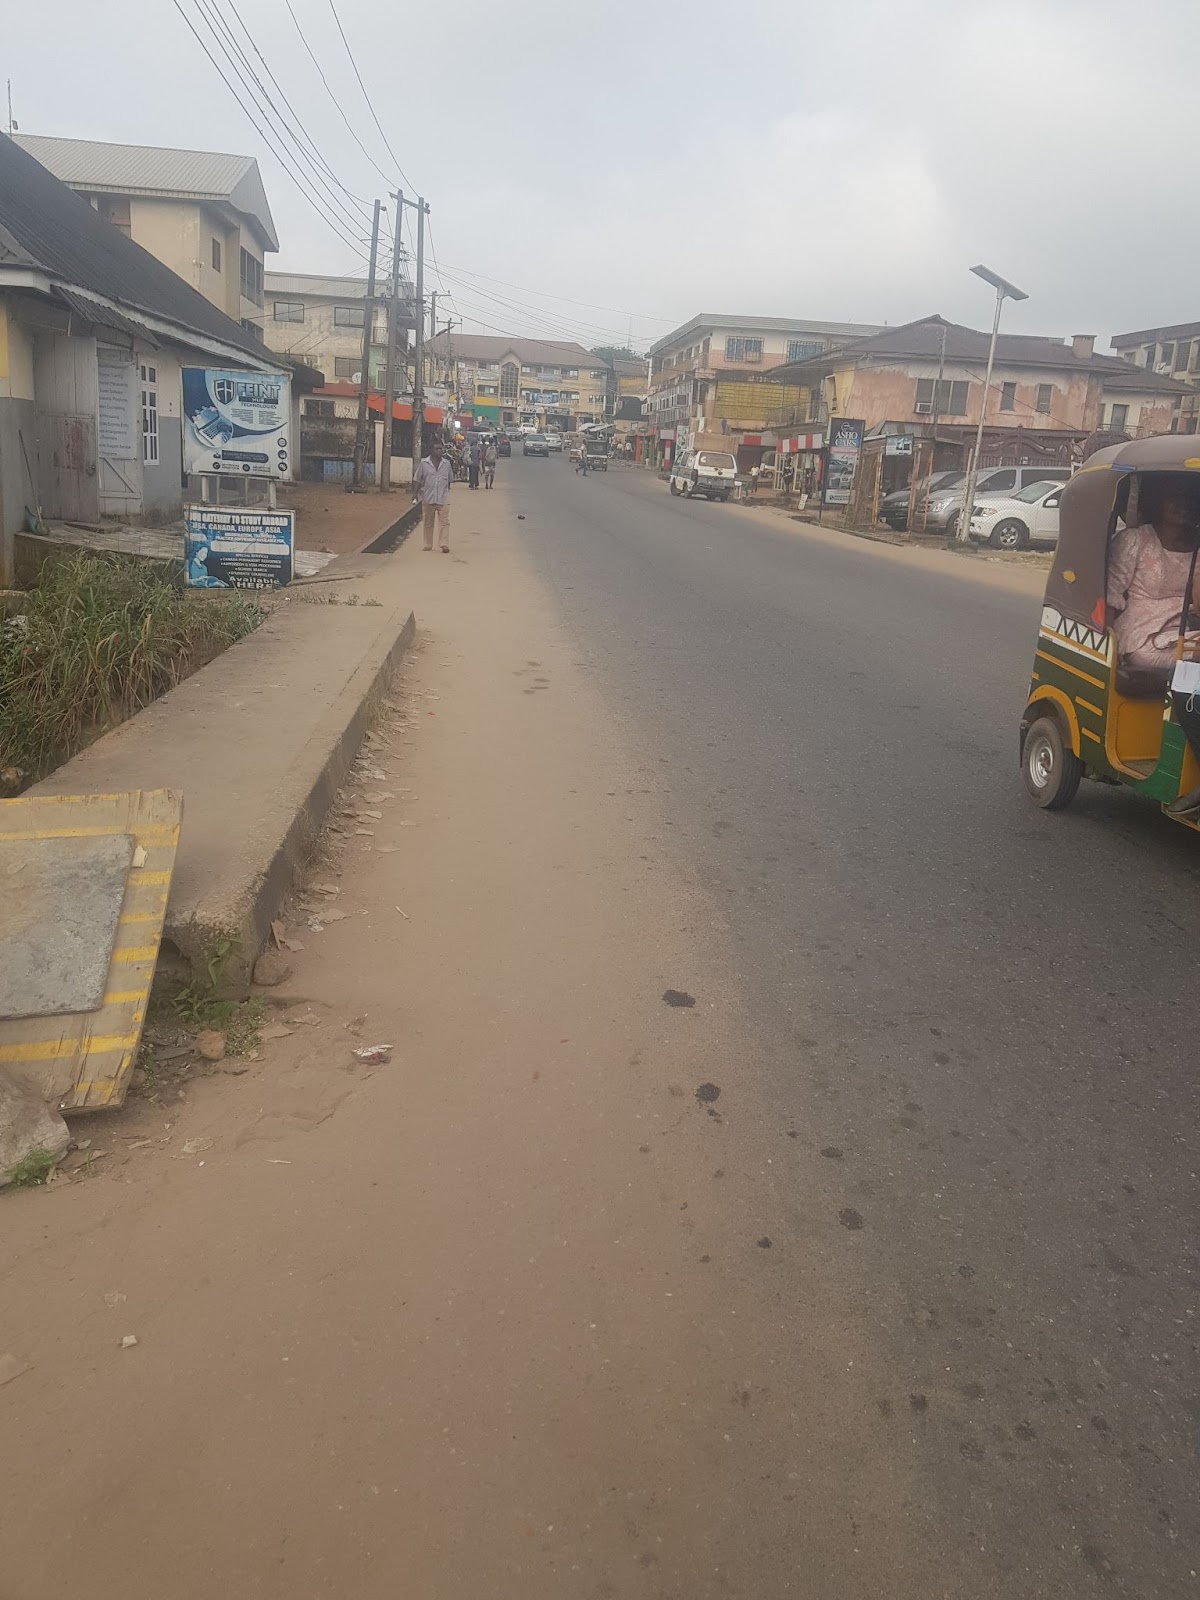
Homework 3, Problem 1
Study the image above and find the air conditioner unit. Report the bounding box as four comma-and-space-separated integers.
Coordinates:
914, 401, 933, 415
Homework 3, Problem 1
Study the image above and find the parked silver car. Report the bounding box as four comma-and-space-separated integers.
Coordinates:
922, 464, 1070, 536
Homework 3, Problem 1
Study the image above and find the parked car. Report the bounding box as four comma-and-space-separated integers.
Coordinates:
497, 436, 511, 457
879, 470, 963, 530
523, 434, 549, 457
668, 450, 738, 502
969, 480, 1064, 549
923, 464, 1070, 537
545, 433, 563, 453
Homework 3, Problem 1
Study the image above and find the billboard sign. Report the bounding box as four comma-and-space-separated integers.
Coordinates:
182, 367, 292, 480
884, 433, 913, 457
184, 506, 295, 590
824, 417, 865, 505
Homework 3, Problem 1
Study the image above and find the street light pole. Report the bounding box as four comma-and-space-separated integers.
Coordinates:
955, 263, 1028, 543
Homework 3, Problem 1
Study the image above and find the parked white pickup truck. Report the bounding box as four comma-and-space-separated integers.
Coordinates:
668, 450, 738, 503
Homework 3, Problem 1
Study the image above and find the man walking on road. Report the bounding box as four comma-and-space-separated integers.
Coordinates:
467, 437, 482, 491
415, 436, 452, 553
483, 438, 497, 490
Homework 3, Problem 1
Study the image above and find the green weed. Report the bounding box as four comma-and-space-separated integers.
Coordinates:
6, 1146, 58, 1188
0, 552, 262, 793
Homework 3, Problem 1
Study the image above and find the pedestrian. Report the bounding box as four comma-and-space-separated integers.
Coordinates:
749, 463, 761, 494
414, 435, 452, 553
484, 438, 497, 489
468, 437, 481, 490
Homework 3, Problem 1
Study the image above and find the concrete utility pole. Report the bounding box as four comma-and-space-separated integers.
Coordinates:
412, 198, 429, 472
351, 197, 382, 490
956, 263, 1028, 542
378, 189, 404, 492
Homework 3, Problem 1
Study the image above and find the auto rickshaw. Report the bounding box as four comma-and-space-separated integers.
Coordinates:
1019, 436, 1200, 827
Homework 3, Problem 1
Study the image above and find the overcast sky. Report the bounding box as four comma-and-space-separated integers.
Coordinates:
7, 0, 1198, 352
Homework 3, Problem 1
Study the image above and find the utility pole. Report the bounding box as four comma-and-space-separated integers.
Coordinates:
378, 189, 403, 492
412, 198, 429, 472
351, 197, 381, 489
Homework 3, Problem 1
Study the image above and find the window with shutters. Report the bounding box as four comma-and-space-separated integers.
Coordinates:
1035, 383, 1053, 414
999, 382, 1016, 411
334, 356, 359, 379
140, 363, 159, 466
334, 305, 365, 328
212, 237, 222, 271
273, 301, 304, 323
785, 339, 823, 363
239, 247, 263, 306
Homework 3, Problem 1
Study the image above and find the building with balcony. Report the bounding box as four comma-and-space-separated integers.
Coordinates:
647, 312, 881, 467
1110, 320, 1200, 433
262, 271, 416, 390
13, 133, 277, 346
427, 333, 608, 430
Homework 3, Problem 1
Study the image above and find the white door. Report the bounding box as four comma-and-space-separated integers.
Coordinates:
1031, 490, 1062, 545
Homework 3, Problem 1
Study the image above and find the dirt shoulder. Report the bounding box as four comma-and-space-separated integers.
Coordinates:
0, 473, 941, 1599
278, 480, 412, 555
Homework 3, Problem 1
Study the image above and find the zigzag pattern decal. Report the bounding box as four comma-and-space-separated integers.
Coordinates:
1041, 607, 1107, 656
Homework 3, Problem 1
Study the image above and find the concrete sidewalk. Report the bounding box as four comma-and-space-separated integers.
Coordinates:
31, 503, 421, 994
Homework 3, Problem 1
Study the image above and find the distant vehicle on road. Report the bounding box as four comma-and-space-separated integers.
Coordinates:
583, 438, 608, 471
668, 450, 738, 502
545, 433, 563, 453
969, 480, 1064, 549
523, 434, 549, 457
497, 435, 512, 457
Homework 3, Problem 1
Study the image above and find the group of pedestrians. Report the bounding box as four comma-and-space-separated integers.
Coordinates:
413, 432, 498, 554
467, 436, 497, 491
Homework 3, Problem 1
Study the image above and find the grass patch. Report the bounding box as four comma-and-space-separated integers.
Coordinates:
170, 989, 265, 1056
6, 1146, 58, 1188
0, 551, 263, 793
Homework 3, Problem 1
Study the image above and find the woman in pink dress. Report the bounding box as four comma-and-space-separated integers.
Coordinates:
1106, 477, 1200, 670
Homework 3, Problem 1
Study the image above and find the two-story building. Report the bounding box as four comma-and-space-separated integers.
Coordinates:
426, 333, 608, 431
647, 313, 881, 468
1110, 320, 1200, 434
13, 133, 277, 347
764, 315, 1191, 514
262, 270, 416, 391
0, 133, 291, 583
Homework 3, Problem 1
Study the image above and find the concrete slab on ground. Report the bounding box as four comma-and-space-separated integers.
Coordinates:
29, 532, 419, 997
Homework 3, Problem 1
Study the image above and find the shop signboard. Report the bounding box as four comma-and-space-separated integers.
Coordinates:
824, 417, 865, 505
182, 367, 292, 480
184, 506, 295, 590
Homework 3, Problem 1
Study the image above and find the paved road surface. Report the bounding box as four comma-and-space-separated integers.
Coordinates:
508, 457, 1200, 1595
4, 459, 1196, 1599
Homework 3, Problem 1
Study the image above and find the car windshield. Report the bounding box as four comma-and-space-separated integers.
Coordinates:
930, 471, 964, 489
1011, 480, 1060, 503
697, 453, 736, 469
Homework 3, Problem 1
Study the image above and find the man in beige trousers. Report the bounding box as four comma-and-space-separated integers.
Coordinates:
414, 436, 452, 552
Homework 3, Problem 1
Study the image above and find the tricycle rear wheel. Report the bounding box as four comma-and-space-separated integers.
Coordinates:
1021, 715, 1081, 810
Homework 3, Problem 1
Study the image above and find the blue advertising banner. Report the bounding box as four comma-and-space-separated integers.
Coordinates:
184, 507, 295, 591
824, 417, 865, 506
182, 368, 292, 480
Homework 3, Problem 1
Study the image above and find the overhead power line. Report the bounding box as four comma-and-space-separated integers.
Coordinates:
327, 0, 418, 194
171, 0, 372, 261
194, 0, 371, 242
435, 259, 675, 326
282, 0, 395, 189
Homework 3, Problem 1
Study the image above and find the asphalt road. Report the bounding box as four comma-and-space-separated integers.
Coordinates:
507, 455, 1200, 1597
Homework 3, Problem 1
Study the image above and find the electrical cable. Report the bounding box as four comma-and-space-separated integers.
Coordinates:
327, 0, 418, 194
171, 0, 372, 259
282, 0, 395, 189
193, 0, 371, 243
434, 258, 673, 326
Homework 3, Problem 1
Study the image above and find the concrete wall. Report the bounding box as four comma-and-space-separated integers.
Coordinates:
262, 295, 386, 382
829, 360, 1102, 433
129, 198, 201, 294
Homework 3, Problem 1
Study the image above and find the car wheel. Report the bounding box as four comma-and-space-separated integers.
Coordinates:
945, 510, 960, 538
990, 518, 1028, 550
1021, 715, 1082, 810
669, 479, 679, 495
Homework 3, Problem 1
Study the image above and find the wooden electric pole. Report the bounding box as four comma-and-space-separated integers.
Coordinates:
378, 189, 403, 492
412, 198, 429, 470
351, 197, 381, 489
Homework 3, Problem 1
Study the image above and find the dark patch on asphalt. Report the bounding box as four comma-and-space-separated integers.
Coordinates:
959, 1437, 985, 1462
663, 989, 696, 1008
821, 1145, 844, 1159
877, 1398, 893, 1418
839, 1207, 864, 1230
910, 1394, 928, 1413
1014, 1421, 1036, 1441
695, 1082, 720, 1103
962, 1382, 986, 1401
757, 1236, 772, 1249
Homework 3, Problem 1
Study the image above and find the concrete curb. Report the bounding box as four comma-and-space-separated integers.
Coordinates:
175, 606, 417, 995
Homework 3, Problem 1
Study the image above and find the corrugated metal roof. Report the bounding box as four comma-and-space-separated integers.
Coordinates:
0, 133, 271, 363
54, 286, 158, 345
13, 132, 277, 251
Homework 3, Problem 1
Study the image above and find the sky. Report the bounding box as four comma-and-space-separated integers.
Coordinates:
6, 0, 1199, 353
